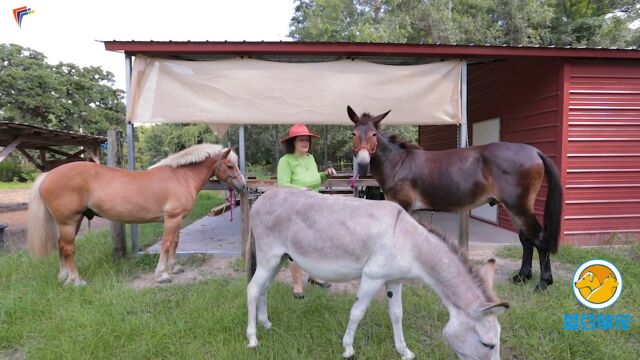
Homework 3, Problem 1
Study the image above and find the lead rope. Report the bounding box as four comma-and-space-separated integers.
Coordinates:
349, 173, 359, 190
226, 188, 236, 222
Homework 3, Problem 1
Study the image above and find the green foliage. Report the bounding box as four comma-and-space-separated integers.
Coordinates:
0, 158, 37, 182
290, 0, 640, 48
0, 44, 125, 136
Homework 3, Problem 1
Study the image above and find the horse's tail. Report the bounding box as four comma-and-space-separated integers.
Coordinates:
27, 173, 58, 258
538, 151, 563, 254
247, 230, 257, 282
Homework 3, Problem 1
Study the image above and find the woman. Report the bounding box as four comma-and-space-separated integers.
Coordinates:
277, 123, 337, 299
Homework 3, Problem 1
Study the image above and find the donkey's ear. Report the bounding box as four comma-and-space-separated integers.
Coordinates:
347, 105, 359, 124
480, 302, 510, 317
479, 258, 497, 290
372, 109, 391, 128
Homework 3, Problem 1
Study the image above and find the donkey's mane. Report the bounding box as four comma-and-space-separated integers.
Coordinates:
388, 135, 423, 150
149, 143, 237, 169
414, 218, 498, 303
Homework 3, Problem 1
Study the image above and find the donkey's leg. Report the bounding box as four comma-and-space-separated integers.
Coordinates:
257, 274, 278, 329
513, 231, 534, 283
247, 258, 281, 348
342, 276, 385, 359
386, 282, 414, 360
155, 216, 182, 283
58, 218, 85, 286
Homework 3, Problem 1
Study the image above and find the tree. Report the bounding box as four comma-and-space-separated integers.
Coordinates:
0, 44, 125, 136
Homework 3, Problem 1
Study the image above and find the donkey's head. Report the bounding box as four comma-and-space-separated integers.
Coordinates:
347, 105, 391, 176
214, 148, 246, 193
442, 259, 509, 360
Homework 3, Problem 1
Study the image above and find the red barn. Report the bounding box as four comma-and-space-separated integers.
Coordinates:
104, 41, 640, 245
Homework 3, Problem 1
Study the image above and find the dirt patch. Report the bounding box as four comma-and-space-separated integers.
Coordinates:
128, 245, 576, 294
0, 351, 24, 360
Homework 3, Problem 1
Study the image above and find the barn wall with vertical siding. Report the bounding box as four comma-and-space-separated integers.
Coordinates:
563, 61, 640, 244
419, 59, 564, 233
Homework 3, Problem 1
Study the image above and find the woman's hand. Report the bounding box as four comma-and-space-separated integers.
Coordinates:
324, 167, 337, 177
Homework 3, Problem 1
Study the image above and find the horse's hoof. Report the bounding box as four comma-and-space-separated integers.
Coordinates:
158, 273, 172, 284
512, 273, 532, 284
74, 279, 87, 287
171, 265, 185, 274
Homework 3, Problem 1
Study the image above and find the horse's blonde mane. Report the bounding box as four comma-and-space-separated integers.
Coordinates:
149, 143, 238, 169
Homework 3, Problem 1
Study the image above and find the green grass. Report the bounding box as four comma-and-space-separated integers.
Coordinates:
1, 205, 638, 359
0, 181, 33, 190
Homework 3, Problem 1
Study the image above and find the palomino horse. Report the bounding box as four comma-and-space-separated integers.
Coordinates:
247, 188, 509, 360
27, 144, 245, 285
348, 106, 563, 291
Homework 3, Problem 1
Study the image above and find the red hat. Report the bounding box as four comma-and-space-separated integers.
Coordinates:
281, 123, 320, 144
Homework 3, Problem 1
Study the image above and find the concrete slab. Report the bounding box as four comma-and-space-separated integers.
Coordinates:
145, 207, 518, 258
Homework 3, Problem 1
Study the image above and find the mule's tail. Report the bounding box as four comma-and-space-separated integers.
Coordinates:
538, 152, 563, 254
247, 231, 257, 282
27, 173, 58, 258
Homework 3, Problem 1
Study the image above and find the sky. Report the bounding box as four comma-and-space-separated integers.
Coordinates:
0, 0, 295, 89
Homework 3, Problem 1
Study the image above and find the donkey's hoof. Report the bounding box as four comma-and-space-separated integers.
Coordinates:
342, 347, 355, 359
259, 320, 272, 329
171, 265, 185, 274
158, 273, 172, 284
512, 273, 532, 284
401, 349, 415, 360
247, 338, 258, 348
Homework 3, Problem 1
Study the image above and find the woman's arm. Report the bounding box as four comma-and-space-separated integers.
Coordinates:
277, 157, 294, 187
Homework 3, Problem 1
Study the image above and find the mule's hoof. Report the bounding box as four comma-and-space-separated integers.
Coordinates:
512, 273, 532, 284
534, 282, 548, 292
158, 273, 172, 284
171, 265, 185, 274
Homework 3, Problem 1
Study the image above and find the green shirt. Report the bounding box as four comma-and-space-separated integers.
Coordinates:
277, 154, 327, 192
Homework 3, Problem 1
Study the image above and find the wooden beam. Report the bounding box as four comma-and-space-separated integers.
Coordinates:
107, 130, 127, 258
17, 148, 44, 171
0, 137, 22, 162
43, 146, 82, 159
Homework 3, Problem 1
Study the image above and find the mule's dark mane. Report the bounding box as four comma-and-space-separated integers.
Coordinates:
387, 135, 423, 150
414, 217, 498, 303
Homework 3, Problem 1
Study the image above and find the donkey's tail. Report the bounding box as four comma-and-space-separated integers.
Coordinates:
247, 230, 257, 282
27, 173, 58, 258
538, 152, 563, 254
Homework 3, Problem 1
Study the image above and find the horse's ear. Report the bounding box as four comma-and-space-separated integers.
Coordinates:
222, 148, 232, 159
372, 109, 391, 128
479, 258, 496, 290
480, 302, 510, 317
347, 105, 359, 124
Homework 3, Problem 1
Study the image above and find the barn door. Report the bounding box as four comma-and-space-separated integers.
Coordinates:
471, 118, 500, 223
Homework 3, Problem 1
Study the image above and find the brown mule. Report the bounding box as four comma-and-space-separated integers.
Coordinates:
348, 106, 563, 291
27, 144, 245, 285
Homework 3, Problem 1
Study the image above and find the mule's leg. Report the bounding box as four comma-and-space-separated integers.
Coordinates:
154, 216, 183, 283
58, 219, 85, 286
517, 213, 552, 290
342, 276, 385, 359
536, 247, 553, 291
169, 232, 184, 274
247, 257, 281, 348
386, 282, 414, 360
513, 231, 534, 283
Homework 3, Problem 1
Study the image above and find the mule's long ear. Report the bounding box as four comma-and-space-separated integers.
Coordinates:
372, 109, 391, 128
479, 258, 497, 290
347, 105, 359, 124
480, 302, 510, 317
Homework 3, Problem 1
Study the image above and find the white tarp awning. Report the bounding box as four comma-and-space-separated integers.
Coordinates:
128, 56, 462, 127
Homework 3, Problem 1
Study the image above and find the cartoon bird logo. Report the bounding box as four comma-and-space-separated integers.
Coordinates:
13, 6, 35, 28
573, 260, 622, 309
